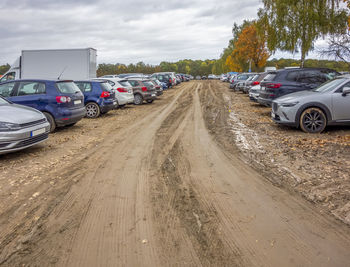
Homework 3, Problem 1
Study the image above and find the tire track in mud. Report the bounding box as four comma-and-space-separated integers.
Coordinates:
150, 83, 243, 266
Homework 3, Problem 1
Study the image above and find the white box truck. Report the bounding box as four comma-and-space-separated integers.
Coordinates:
0, 48, 97, 82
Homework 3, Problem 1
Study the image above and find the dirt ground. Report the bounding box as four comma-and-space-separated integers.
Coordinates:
0, 81, 349, 267
208, 81, 350, 225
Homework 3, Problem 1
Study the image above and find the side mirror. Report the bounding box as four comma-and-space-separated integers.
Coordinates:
342, 86, 350, 96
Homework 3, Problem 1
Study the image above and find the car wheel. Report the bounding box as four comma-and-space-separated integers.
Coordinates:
43, 112, 56, 132
85, 102, 100, 118
134, 94, 143, 105
300, 107, 327, 133
146, 100, 153, 104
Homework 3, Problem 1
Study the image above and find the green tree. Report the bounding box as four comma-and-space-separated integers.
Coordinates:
258, 0, 348, 67
0, 64, 10, 75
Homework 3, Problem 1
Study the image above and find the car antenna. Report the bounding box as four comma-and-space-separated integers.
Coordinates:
57, 66, 68, 80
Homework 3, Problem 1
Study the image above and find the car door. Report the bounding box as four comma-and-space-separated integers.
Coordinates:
75, 82, 93, 104
11, 81, 47, 111
332, 82, 350, 121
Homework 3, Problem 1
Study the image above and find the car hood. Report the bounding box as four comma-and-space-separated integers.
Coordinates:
274, 90, 319, 103
0, 104, 45, 124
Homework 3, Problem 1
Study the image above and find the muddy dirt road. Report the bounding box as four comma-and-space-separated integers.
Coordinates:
0, 81, 350, 266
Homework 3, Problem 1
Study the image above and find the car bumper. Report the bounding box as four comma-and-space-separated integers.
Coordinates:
116, 93, 134, 105
56, 106, 86, 127
0, 122, 50, 154
257, 97, 273, 107
271, 104, 298, 127
144, 92, 157, 100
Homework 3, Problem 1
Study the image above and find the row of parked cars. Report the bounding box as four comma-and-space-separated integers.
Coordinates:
0, 72, 185, 155
226, 68, 350, 133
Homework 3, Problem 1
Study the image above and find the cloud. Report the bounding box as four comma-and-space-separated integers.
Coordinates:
0, 0, 263, 65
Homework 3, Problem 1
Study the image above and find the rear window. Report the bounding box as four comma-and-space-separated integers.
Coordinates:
100, 82, 112, 92
143, 81, 154, 87
119, 81, 131, 87
56, 82, 80, 94
264, 73, 277, 81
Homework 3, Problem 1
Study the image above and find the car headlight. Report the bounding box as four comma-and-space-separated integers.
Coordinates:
280, 102, 299, 107
0, 121, 21, 131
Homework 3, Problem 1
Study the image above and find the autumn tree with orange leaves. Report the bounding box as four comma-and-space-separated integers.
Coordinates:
227, 23, 269, 72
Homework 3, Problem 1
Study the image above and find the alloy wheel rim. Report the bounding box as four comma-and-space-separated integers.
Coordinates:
303, 111, 324, 132
86, 104, 97, 117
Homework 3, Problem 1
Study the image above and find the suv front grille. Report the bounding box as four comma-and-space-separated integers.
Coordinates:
20, 118, 46, 128
272, 103, 278, 112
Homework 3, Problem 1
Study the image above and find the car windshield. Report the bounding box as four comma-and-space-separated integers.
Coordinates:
313, 78, 347, 93
0, 97, 9, 105
56, 82, 80, 94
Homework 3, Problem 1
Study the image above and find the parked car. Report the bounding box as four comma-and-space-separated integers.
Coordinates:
0, 96, 50, 154
208, 74, 216, 79
271, 76, 350, 133
0, 80, 86, 132
235, 73, 257, 92
248, 84, 261, 102
258, 68, 340, 107
150, 78, 164, 96
202, 76, 207, 80
230, 73, 254, 90
151, 73, 172, 88
75, 80, 116, 118
195, 76, 201, 80
92, 78, 134, 107
126, 78, 157, 105
243, 72, 269, 94
153, 72, 176, 86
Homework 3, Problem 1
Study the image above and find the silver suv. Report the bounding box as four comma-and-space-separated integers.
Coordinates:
272, 76, 350, 133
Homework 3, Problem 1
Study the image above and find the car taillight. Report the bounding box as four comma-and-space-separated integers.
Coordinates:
56, 96, 71, 103
169, 79, 172, 83
100, 91, 111, 98
266, 83, 281, 89
141, 87, 148, 92
117, 87, 128, 93
252, 81, 260, 85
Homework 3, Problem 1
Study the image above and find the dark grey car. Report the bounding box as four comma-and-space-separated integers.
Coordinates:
0, 96, 50, 154
272, 76, 350, 133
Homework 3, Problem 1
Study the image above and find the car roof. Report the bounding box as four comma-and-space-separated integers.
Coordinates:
1, 79, 73, 82
75, 80, 108, 83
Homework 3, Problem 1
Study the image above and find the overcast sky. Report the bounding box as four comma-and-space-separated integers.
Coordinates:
0, 0, 327, 66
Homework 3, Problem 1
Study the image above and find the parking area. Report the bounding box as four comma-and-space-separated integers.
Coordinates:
203, 80, 350, 225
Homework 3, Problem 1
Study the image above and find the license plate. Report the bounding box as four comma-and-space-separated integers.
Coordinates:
31, 128, 46, 137
74, 100, 82, 105
113, 101, 117, 105
271, 112, 276, 118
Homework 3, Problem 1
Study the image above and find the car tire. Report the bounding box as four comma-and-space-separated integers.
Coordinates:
146, 100, 153, 104
85, 102, 100, 118
299, 107, 327, 133
43, 112, 56, 133
134, 94, 143, 105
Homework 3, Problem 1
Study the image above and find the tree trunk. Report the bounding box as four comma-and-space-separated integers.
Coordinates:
300, 52, 305, 68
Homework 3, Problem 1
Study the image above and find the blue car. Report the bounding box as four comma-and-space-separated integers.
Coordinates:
0, 79, 86, 132
74, 80, 117, 118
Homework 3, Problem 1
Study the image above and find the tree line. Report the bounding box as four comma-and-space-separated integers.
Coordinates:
218, 0, 350, 72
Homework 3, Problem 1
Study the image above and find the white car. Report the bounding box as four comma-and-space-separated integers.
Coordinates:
92, 78, 134, 107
